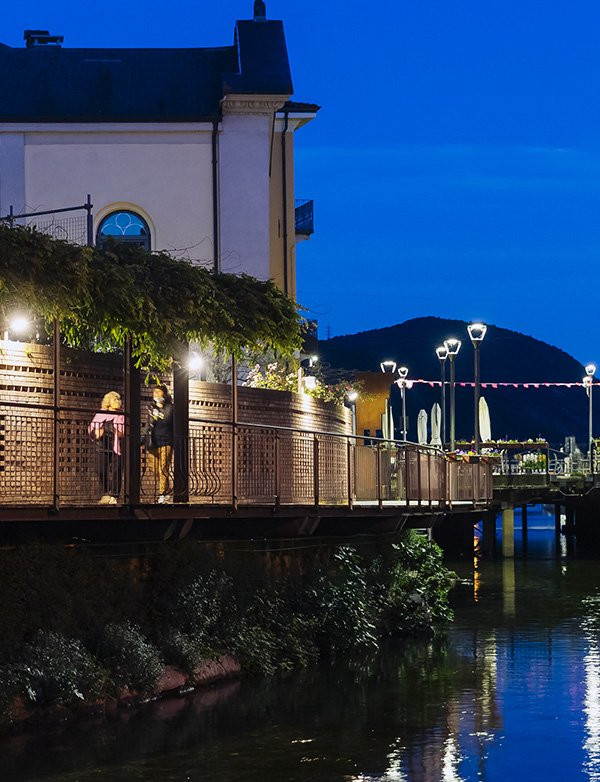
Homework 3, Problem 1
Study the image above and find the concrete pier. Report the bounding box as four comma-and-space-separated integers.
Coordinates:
502, 506, 515, 558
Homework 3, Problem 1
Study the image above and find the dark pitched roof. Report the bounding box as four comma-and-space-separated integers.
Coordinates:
0, 19, 293, 122
222, 21, 292, 95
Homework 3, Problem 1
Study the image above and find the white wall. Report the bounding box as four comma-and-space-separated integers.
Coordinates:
219, 113, 273, 279
0, 133, 25, 216
22, 129, 214, 263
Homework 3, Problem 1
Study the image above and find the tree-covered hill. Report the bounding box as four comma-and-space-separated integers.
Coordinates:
319, 316, 593, 446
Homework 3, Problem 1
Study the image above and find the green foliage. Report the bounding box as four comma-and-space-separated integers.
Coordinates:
12, 631, 103, 707
0, 535, 455, 715
305, 547, 381, 655
244, 360, 355, 405
373, 532, 456, 635
0, 544, 137, 662
0, 225, 302, 370
97, 622, 163, 693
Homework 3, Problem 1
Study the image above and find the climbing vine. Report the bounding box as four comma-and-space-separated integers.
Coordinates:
0, 225, 303, 369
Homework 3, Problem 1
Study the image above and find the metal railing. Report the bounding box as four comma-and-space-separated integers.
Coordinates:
294, 199, 314, 236
0, 406, 492, 510
0, 196, 94, 246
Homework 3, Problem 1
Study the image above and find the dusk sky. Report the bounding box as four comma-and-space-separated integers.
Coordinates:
4, 0, 600, 363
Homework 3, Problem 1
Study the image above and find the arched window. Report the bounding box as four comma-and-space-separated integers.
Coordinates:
96, 210, 151, 250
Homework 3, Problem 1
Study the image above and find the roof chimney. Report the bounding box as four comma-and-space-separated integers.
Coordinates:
24, 30, 64, 48
253, 1, 267, 21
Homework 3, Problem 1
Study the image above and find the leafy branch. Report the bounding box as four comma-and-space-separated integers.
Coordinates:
0, 226, 303, 370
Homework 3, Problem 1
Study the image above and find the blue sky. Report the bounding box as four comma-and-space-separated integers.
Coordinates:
3, 0, 600, 362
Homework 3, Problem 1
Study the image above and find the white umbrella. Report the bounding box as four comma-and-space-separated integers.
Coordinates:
479, 396, 492, 444
430, 403, 442, 447
417, 409, 428, 445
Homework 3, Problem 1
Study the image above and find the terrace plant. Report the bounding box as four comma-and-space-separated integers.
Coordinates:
0, 225, 303, 370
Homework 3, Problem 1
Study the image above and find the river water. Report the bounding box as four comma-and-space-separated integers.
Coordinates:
3, 508, 600, 781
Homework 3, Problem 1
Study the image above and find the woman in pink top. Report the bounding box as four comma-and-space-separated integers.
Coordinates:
88, 391, 125, 504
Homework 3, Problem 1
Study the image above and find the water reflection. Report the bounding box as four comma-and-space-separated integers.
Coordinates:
502, 559, 516, 617
5, 519, 600, 781
583, 597, 600, 781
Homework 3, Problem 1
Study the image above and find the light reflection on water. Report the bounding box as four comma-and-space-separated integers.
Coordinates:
5, 507, 600, 781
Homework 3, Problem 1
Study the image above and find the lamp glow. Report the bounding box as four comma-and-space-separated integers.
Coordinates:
398, 366, 409, 380
188, 352, 203, 371
303, 375, 318, 391
348, 390, 359, 402
9, 315, 29, 334
586, 363, 596, 377
436, 345, 449, 360
380, 360, 397, 374
467, 322, 487, 342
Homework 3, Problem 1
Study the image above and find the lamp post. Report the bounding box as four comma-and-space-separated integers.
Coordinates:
467, 323, 487, 453
436, 345, 448, 448
397, 366, 409, 441
444, 339, 461, 450
585, 363, 596, 462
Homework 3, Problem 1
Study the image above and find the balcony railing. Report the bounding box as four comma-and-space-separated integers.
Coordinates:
0, 405, 492, 510
295, 199, 314, 236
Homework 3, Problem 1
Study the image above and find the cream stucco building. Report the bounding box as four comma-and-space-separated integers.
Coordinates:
0, 1, 317, 299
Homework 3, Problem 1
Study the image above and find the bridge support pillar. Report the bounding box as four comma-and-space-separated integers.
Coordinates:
480, 512, 496, 557
502, 506, 515, 558
432, 514, 475, 558
521, 504, 528, 555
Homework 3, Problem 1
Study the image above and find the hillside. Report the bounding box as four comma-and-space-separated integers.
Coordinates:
319, 317, 593, 446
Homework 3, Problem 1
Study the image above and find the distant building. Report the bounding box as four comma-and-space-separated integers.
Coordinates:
0, 2, 317, 298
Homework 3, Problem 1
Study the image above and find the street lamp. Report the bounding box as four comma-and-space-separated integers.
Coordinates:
397, 366, 409, 441
467, 323, 487, 453
585, 363, 596, 459
444, 338, 462, 450
436, 345, 448, 447
380, 360, 397, 374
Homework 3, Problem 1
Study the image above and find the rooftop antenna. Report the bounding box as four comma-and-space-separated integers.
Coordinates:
254, 0, 267, 20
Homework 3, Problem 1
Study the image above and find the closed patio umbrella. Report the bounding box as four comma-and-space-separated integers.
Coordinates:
479, 396, 492, 444
430, 402, 442, 447
417, 409, 428, 445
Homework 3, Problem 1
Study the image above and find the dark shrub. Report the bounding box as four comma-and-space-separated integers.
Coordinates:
162, 632, 209, 674
97, 622, 162, 693
14, 631, 102, 706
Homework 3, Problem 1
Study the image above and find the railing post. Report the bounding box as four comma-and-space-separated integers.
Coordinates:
427, 450, 432, 507
376, 443, 382, 510
85, 194, 94, 247
347, 437, 353, 510
173, 343, 190, 504
52, 317, 60, 510
417, 446, 422, 507
231, 355, 238, 511
274, 430, 281, 510
123, 337, 141, 505
404, 445, 410, 506
313, 434, 320, 508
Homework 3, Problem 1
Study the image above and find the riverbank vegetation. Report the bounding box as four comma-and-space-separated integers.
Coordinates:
0, 534, 455, 728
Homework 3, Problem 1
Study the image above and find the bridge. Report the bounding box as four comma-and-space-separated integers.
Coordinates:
0, 338, 596, 547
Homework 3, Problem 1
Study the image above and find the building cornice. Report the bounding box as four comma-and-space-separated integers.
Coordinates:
0, 122, 217, 133
221, 94, 290, 116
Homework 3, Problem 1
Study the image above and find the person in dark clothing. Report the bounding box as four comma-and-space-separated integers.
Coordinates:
148, 384, 174, 502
